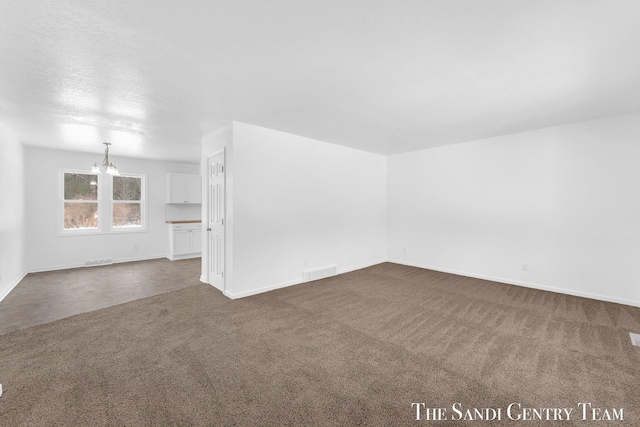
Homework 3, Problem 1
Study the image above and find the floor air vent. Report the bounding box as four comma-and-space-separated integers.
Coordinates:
630, 333, 640, 347
85, 259, 114, 267
302, 265, 337, 282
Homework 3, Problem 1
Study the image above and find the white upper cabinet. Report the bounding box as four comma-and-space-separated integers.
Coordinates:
167, 173, 201, 204
186, 174, 202, 204
168, 174, 187, 203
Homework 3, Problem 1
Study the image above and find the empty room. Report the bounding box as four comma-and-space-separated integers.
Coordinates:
1, 1, 639, 425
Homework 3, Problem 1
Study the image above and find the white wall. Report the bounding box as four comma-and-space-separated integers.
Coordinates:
228, 122, 387, 298
388, 111, 640, 306
0, 125, 26, 301
24, 146, 199, 271
165, 204, 201, 222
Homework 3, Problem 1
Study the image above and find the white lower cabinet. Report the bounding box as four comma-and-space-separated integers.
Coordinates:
168, 223, 202, 260
190, 228, 202, 254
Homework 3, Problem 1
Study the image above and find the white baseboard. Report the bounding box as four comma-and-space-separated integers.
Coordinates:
28, 254, 168, 274
338, 259, 387, 275
201, 276, 229, 295
199, 274, 225, 292
0, 271, 28, 303
166, 253, 202, 261
29, 262, 85, 273
21, 254, 636, 308
388, 259, 640, 308
15, 254, 635, 308
225, 278, 302, 299
224, 259, 388, 300
113, 254, 168, 264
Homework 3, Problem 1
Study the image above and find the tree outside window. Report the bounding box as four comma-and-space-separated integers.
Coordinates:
63, 173, 99, 229
60, 170, 146, 234
112, 176, 143, 228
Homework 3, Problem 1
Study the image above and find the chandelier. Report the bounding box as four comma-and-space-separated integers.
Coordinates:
90, 142, 119, 175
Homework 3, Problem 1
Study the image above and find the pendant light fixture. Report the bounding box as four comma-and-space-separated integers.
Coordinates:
91, 142, 119, 175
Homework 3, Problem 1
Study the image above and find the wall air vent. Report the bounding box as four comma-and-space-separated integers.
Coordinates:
630, 333, 640, 347
85, 259, 114, 267
302, 265, 337, 282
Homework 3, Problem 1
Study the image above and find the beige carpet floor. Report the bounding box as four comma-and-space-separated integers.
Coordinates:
1, 262, 639, 426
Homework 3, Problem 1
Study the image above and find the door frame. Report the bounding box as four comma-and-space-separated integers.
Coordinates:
206, 148, 226, 293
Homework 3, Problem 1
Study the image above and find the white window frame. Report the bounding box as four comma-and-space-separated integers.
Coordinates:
110, 173, 147, 233
57, 169, 148, 236
58, 169, 102, 236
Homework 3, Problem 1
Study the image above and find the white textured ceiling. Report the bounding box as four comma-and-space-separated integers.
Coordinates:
1, 0, 639, 162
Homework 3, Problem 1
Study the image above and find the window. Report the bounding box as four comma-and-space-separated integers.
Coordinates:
63, 173, 100, 230
60, 170, 146, 235
112, 176, 143, 228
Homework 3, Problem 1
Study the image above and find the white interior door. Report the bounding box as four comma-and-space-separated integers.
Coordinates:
207, 151, 225, 292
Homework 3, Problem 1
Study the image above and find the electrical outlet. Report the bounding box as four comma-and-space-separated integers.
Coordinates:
134, 245, 138, 251
403, 248, 407, 254
522, 263, 528, 271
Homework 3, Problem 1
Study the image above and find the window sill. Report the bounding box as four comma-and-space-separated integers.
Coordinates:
56, 227, 148, 237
